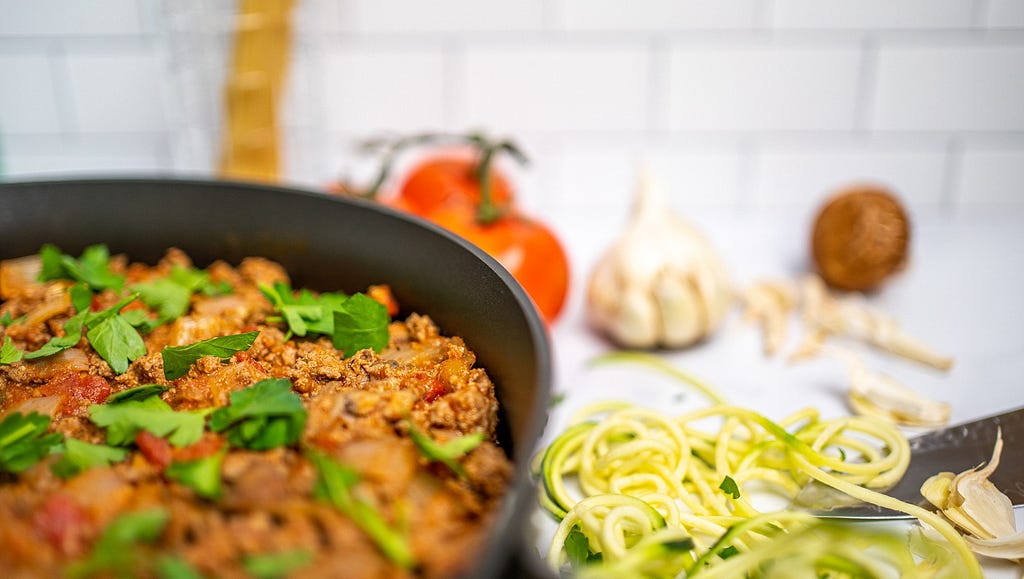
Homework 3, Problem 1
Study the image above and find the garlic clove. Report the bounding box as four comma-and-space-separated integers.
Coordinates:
800, 275, 954, 371
921, 431, 1024, 560
824, 345, 951, 427
585, 170, 732, 349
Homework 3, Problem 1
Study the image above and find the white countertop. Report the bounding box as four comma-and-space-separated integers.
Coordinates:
530, 206, 1024, 577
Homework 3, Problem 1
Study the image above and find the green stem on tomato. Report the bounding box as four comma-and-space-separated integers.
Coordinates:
472, 137, 528, 225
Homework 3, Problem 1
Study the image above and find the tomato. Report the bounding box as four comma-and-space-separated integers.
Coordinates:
425, 202, 570, 324
394, 154, 515, 216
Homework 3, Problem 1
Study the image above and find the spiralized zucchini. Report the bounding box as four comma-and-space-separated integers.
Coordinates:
535, 353, 982, 578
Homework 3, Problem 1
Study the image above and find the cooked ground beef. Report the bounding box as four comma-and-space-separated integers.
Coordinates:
0, 249, 512, 578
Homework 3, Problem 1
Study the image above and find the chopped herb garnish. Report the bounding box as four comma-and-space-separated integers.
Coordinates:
1, 336, 24, 365
208, 378, 306, 450
106, 384, 169, 405
131, 265, 231, 326
407, 422, 484, 478
160, 331, 259, 381
719, 545, 740, 559
331, 293, 390, 355
166, 449, 226, 500
242, 550, 314, 578
259, 282, 389, 355
69, 283, 93, 313
66, 508, 169, 579
565, 526, 602, 569
39, 243, 125, 291
51, 438, 128, 479
0, 411, 63, 473
84, 294, 148, 375
719, 475, 741, 499
308, 451, 415, 569
89, 386, 207, 448
23, 311, 85, 360
547, 392, 567, 409
120, 308, 161, 334
154, 556, 204, 579
0, 311, 26, 327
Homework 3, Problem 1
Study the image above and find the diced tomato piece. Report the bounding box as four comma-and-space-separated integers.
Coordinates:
135, 430, 172, 470
422, 379, 450, 403
38, 373, 111, 417
171, 432, 225, 462
367, 284, 399, 317
32, 494, 90, 556
233, 351, 267, 373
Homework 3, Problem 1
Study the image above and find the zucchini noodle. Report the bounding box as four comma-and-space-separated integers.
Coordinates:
535, 353, 982, 578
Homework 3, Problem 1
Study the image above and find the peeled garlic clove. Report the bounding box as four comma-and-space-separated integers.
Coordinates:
800, 275, 954, 371
740, 280, 798, 356
921, 432, 1024, 559
586, 170, 732, 349
826, 345, 950, 427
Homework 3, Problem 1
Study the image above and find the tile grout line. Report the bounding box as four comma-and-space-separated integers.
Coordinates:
942, 136, 965, 214
853, 34, 879, 133
46, 39, 78, 146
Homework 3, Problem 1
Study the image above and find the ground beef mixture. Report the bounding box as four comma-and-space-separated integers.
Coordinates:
0, 248, 513, 578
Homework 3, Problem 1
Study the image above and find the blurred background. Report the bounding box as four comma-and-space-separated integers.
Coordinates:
1, 0, 1022, 224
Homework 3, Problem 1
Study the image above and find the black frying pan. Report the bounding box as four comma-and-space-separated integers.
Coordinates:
0, 177, 553, 578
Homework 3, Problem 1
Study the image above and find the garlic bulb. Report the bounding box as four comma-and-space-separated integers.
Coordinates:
586, 171, 732, 349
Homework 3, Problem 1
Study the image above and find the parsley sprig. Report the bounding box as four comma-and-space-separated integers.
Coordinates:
160, 331, 259, 381
131, 265, 231, 326
51, 438, 128, 479
166, 449, 226, 500
308, 451, 415, 569
407, 423, 485, 478
1, 336, 23, 365
719, 475, 741, 499
65, 509, 169, 579
0, 412, 63, 473
209, 378, 306, 450
259, 282, 389, 355
39, 244, 125, 291
89, 385, 208, 448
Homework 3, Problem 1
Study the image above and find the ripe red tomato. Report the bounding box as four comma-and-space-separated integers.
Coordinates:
394, 154, 515, 217
425, 202, 570, 324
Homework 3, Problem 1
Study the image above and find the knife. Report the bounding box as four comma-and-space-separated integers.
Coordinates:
799, 406, 1024, 520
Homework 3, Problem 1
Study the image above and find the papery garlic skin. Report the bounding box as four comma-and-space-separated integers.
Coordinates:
587, 172, 732, 349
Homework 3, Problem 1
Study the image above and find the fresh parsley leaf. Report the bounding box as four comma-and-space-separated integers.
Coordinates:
308, 451, 415, 569
89, 389, 207, 448
23, 311, 86, 361
69, 283, 93, 313
121, 308, 161, 334
242, 550, 314, 579
407, 423, 484, 477
208, 378, 306, 450
0, 311, 26, 327
132, 278, 191, 324
719, 545, 740, 560
66, 508, 169, 579
332, 293, 390, 355
131, 265, 227, 326
38, 243, 125, 291
166, 449, 226, 500
51, 438, 128, 479
837, 447, 847, 462
80, 294, 147, 375
565, 526, 599, 569
259, 282, 327, 338
160, 331, 259, 381
719, 475, 741, 499
1, 336, 24, 365
106, 384, 169, 405
259, 283, 389, 356
547, 392, 567, 409
155, 556, 204, 579
0, 411, 63, 473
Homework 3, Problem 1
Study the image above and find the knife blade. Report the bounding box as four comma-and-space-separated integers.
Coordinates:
800, 406, 1024, 520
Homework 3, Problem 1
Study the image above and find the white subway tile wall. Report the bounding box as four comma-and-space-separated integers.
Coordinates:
0, 0, 1022, 216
